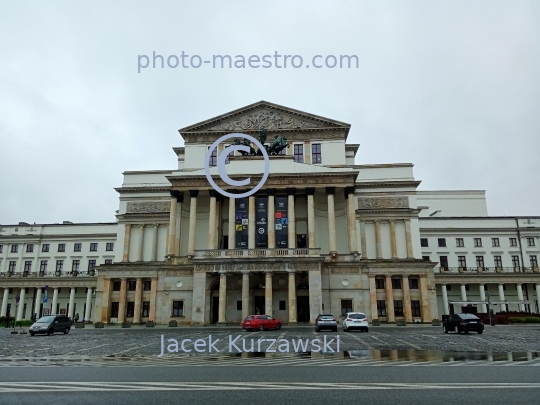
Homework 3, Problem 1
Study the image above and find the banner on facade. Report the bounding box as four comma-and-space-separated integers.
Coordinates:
275, 196, 288, 248
235, 198, 249, 248
255, 197, 268, 248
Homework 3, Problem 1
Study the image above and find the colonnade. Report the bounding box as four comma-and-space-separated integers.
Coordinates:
99, 277, 157, 323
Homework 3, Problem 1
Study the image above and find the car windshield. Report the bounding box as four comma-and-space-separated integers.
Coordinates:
459, 314, 480, 320
36, 316, 55, 323
348, 313, 366, 319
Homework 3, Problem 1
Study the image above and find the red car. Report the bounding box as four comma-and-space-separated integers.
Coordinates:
242, 315, 282, 331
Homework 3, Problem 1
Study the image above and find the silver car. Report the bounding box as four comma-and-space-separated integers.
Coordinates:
315, 314, 338, 332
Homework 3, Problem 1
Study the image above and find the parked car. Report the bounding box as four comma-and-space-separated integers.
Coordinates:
443, 313, 484, 334
343, 312, 369, 332
242, 315, 282, 331
29, 315, 72, 336
315, 314, 338, 332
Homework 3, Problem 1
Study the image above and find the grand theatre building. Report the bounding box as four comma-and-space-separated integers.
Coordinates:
1, 101, 539, 325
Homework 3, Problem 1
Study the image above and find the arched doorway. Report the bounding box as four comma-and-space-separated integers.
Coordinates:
297, 282, 310, 323
210, 282, 220, 324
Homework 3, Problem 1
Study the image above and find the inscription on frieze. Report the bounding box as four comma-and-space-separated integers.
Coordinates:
126, 201, 170, 213
357, 197, 409, 209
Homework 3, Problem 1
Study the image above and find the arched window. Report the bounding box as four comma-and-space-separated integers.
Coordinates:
297, 282, 309, 290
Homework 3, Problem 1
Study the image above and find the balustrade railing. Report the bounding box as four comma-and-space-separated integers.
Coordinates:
193, 248, 321, 259
0, 270, 97, 278
434, 266, 538, 275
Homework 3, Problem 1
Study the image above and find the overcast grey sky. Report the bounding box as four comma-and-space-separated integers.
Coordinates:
1, 1, 539, 224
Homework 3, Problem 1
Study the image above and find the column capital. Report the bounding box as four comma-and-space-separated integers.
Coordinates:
170, 190, 183, 202
189, 190, 199, 198
305, 187, 315, 195
325, 187, 335, 195
286, 187, 296, 196
344, 186, 355, 197
209, 190, 218, 198
139, 224, 146, 228
267, 188, 276, 196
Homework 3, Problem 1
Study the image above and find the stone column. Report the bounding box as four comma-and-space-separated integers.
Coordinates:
265, 272, 273, 316
208, 190, 218, 249
118, 279, 127, 323
137, 224, 146, 261
34, 287, 42, 319
192, 272, 207, 324
122, 224, 132, 262
187, 190, 199, 255
167, 191, 180, 257
288, 272, 297, 324
248, 196, 255, 249
402, 275, 412, 322
419, 276, 431, 322
441, 284, 449, 315
228, 196, 236, 249
460, 284, 467, 303
326, 187, 337, 253
151, 224, 159, 261
100, 279, 111, 323
51, 288, 59, 315
149, 277, 157, 322
536, 283, 540, 314
479, 284, 487, 313
498, 283, 507, 312
384, 275, 395, 322
218, 273, 227, 323
404, 219, 413, 258
68, 288, 76, 319
516, 283, 525, 312
85, 287, 92, 322
133, 278, 142, 324
16, 287, 26, 320
345, 187, 357, 253
175, 194, 183, 256
369, 275, 378, 321
242, 272, 250, 320
308, 270, 322, 324
306, 187, 316, 249
287, 188, 296, 248
267, 189, 276, 249
360, 221, 367, 258
1, 288, 9, 316
390, 220, 398, 258
375, 221, 382, 259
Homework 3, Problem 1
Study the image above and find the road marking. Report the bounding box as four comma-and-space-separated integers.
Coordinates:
395, 339, 423, 350
349, 334, 375, 350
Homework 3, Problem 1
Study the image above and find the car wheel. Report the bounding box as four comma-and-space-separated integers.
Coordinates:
30, 332, 35, 337
315, 327, 319, 332
47, 328, 53, 336
259, 325, 264, 331
456, 327, 461, 334
478, 331, 483, 335
343, 327, 348, 332
276, 323, 282, 330
64, 327, 70, 335
365, 329, 369, 333
464, 330, 469, 334
443, 325, 448, 333
333, 328, 337, 332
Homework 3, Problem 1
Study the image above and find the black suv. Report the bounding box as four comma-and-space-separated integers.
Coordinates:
29, 315, 72, 336
443, 313, 484, 334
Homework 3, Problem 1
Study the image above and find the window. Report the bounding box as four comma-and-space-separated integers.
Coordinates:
376, 300, 386, 316
11, 245, 18, 253
422, 255, 430, 261
0, 245, 2, 253
394, 300, 404, 317
456, 238, 464, 247
438, 238, 446, 247
90, 243, 98, 251
55, 260, 64, 272
106, 243, 114, 251
341, 299, 353, 316
104, 259, 113, 264
458, 256, 467, 269
237, 301, 242, 310
494, 256, 502, 268
172, 301, 184, 317
492, 238, 500, 247
72, 243, 81, 252
439, 256, 448, 270
474, 238, 482, 247
24, 261, 32, 272
530, 255, 538, 268
311, 143, 322, 164
42, 244, 49, 252
208, 147, 217, 167
391, 278, 402, 289
8, 261, 16, 272
465, 284, 470, 291
484, 284, 488, 290
88, 260, 96, 271
475, 256, 484, 268
293, 144, 304, 163
279, 300, 286, 310
142, 302, 150, 317
411, 300, 421, 317
128, 280, 136, 291
112, 281, 121, 291
512, 255, 520, 268
58, 243, 65, 252
110, 302, 119, 318
527, 238, 535, 247
72, 260, 80, 271
420, 238, 428, 247
26, 244, 34, 253
375, 277, 385, 289
143, 280, 152, 291
296, 234, 307, 248
126, 302, 135, 317
446, 285, 452, 291
409, 278, 419, 289
510, 238, 517, 247
40, 260, 48, 272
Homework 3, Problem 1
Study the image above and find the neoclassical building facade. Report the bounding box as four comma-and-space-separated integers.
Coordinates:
1, 101, 539, 324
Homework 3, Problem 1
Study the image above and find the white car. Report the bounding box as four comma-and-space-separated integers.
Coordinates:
343, 312, 369, 332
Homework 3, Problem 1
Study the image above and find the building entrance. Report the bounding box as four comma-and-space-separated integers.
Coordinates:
297, 296, 310, 323
254, 296, 265, 315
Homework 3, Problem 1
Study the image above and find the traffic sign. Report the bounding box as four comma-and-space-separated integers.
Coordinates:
45, 285, 49, 291
43, 295, 48, 304
15, 294, 20, 303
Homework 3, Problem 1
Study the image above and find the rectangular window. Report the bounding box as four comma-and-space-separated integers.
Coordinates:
40, 260, 48, 272
475, 256, 484, 268
74, 243, 81, 252
128, 280, 136, 291
172, 301, 184, 317
8, 261, 16, 272
446, 285, 452, 291
527, 237, 535, 247
411, 300, 421, 317
106, 242, 114, 251
42, 244, 49, 252
126, 302, 135, 317
293, 144, 304, 163
420, 238, 428, 247
0, 245, 2, 254
208, 147, 217, 167
456, 238, 464, 247
341, 299, 353, 316
510, 238, 517, 247
279, 300, 286, 311
11, 245, 18, 253
376, 300, 386, 316
512, 255, 520, 268
530, 255, 538, 268
90, 243, 98, 251
438, 238, 446, 247
491, 238, 500, 247
142, 302, 150, 317
26, 244, 34, 253
474, 238, 482, 247
104, 259, 113, 264
458, 256, 467, 269
439, 256, 448, 270
409, 278, 419, 289
55, 260, 64, 272
24, 261, 32, 272
422, 255, 430, 261
143, 280, 151, 291
110, 302, 119, 318
72, 260, 80, 271
494, 255, 502, 268
375, 277, 385, 289
237, 301, 242, 311
311, 143, 322, 164
88, 260, 96, 271
394, 300, 404, 317
112, 280, 121, 291
296, 234, 307, 248
465, 284, 470, 291
58, 243, 65, 252
391, 278, 402, 289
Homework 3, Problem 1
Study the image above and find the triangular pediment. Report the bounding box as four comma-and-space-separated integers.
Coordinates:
179, 101, 350, 135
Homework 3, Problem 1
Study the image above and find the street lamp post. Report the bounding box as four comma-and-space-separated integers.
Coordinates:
486, 291, 495, 326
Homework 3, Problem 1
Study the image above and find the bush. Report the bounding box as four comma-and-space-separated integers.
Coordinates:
509, 317, 540, 324
0, 319, 33, 327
